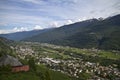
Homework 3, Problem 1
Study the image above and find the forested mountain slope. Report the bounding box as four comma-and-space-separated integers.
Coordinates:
23, 14, 120, 50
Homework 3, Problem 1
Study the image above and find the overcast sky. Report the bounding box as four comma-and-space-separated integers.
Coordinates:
0, 0, 120, 34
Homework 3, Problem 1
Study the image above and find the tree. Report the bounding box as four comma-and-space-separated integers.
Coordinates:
28, 58, 36, 71
0, 64, 12, 73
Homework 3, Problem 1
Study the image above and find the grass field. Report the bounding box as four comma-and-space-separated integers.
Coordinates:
0, 72, 40, 80
0, 64, 73, 80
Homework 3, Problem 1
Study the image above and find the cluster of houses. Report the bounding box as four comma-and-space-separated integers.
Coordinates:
11, 45, 35, 59
11, 42, 120, 79
39, 57, 120, 79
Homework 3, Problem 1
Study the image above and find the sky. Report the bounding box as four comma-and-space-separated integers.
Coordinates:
0, 0, 120, 34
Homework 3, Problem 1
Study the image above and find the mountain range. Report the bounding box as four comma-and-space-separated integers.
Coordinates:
0, 28, 53, 41
0, 14, 120, 50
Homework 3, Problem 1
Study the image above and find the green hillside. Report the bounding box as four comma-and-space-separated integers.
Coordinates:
0, 37, 14, 57
0, 65, 72, 80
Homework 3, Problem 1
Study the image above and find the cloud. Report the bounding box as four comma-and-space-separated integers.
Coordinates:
13, 27, 28, 32
0, 0, 120, 33
21, 0, 40, 4
50, 22, 59, 28
0, 30, 12, 34
90, 10, 96, 14
0, 22, 7, 26
0, 27, 29, 34
67, 20, 73, 24
34, 25, 43, 30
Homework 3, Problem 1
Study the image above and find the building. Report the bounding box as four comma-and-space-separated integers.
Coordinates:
0, 55, 29, 72
12, 65, 29, 72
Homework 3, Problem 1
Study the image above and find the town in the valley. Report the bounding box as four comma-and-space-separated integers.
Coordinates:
10, 42, 120, 80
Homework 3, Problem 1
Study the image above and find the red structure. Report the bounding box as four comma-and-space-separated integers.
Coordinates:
12, 65, 29, 72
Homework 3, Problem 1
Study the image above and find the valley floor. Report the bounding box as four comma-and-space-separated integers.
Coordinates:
0, 42, 120, 80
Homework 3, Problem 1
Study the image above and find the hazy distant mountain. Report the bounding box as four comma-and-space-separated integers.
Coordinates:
23, 14, 120, 50
0, 28, 53, 41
